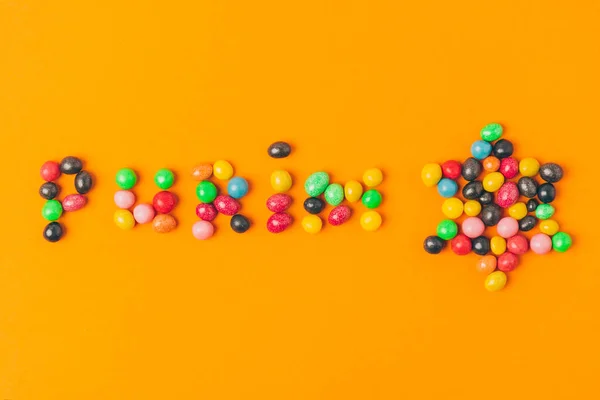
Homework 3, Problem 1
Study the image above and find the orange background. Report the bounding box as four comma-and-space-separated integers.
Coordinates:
1, 1, 599, 399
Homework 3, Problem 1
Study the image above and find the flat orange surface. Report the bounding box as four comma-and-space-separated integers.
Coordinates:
1, 1, 599, 399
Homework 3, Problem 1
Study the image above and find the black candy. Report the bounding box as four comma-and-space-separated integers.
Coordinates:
472, 236, 490, 255
463, 181, 484, 200
479, 191, 494, 205
424, 236, 445, 254
462, 157, 482, 181
75, 170, 93, 194
230, 214, 250, 233
519, 215, 537, 232
43, 222, 63, 242
60, 156, 83, 175
39, 182, 59, 200
303, 197, 325, 214
537, 183, 556, 203
492, 139, 514, 159
527, 198, 539, 212
481, 204, 502, 226
267, 141, 292, 159
518, 177, 538, 198
539, 163, 563, 183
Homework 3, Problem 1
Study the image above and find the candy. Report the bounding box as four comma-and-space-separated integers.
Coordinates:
462, 217, 485, 239
39, 182, 59, 200
324, 183, 344, 206
539, 220, 559, 236
303, 197, 325, 214
152, 214, 177, 233
517, 177, 538, 198
214, 195, 241, 216
114, 209, 135, 230
267, 141, 292, 158
43, 221, 63, 242
192, 220, 214, 239
270, 170, 293, 193
437, 220, 458, 240
476, 255, 497, 274
508, 202, 527, 220
478, 191, 494, 205
539, 163, 563, 183
421, 164, 442, 187
552, 232, 572, 252
267, 194, 292, 213
153, 191, 177, 214
480, 123, 503, 142
484, 271, 507, 292
360, 211, 382, 232
196, 203, 218, 221
230, 214, 251, 233
472, 236, 491, 255
441, 160, 461, 179
40, 161, 61, 181
305, 172, 330, 196
114, 190, 136, 209
437, 178, 458, 198
442, 198, 464, 219
328, 205, 351, 226
482, 156, 500, 172
424, 236, 445, 254
496, 182, 519, 208
75, 171, 93, 194
227, 177, 249, 199
463, 181, 484, 200
526, 198, 539, 212
490, 236, 506, 255
362, 189, 382, 209
535, 204, 555, 220
451, 234, 472, 255
530, 233, 552, 254
464, 200, 481, 217
196, 181, 218, 203
519, 216, 537, 232
154, 168, 175, 189
344, 180, 363, 203
42, 200, 63, 221
462, 158, 482, 181
481, 204, 502, 226
507, 235, 529, 255
471, 140, 493, 160
191, 163, 213, 181
497, 217, 519, 238
492, 139, 513, 159
213, 160, 234, 180
62, 194, 87, 212
537, 183, 556, 203
363, 168, 383, 187
267, 212, 292, 233
302, 215, 323, 234
133, 204, 155, 224
59, 156, 83, 175
115, 168, 137, 190
499, 157, 519, 179
482, 172, 505, 193
497, 252, 518, 272
519, 158, 540, 177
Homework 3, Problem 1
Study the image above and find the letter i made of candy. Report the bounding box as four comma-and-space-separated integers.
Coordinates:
267, 141, 294, 233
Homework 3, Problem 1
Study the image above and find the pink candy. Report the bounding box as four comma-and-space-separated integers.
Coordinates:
462, 217, 485, 238
133, 203, 155, 224
496, 182, 519, 208
266, 194, 292, 212
213, 195, 240, 216
507, 235, 529, 255
192, 220, 215, 240
196, 203, 218, 221
63, 194, 87, 211
499, 157, 519, 179
530, 233, 552, 254
114, 190, 136, 209
328, 205, 352, 226
497, 217, 519, 238
267, 212, 292, 233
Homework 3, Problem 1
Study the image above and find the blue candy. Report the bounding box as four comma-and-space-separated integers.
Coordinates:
227, 177, 249, 199
471, 140, 493, 160
437, 178, 458, 198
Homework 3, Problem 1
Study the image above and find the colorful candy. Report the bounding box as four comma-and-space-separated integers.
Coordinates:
360, 211, 382, 232
451, 234, 472, 255
267, 141, 292, 158
154, 168, 175, 189
196, 203, 218, 221
362, 189, 382, 209
421, 163, 442, 187
437, 178, 458, 198
535, 204, 555, 220
441, 160, 461, 179
42, 200, 63, 221
324, 183, 344, 206
497, 217, 519, 238
152, 214, 177, 233
492, 139, 513, 159
519, 158, 540, 177
441, 198, 464, 219
75, 171, 93, 194
328, 205, 351, 226
115, 168, 137, 190
518, 216, 537, 232
526, 198, 539, 212
230, 214, 251, 233
133, 204, 155, 224
303, 197, 325, 214
482, 172, 504, 192
495, 182, 519, 208
363, 168, 383, 187
114, 190, 136, 209
437, 220, 458, 240
267, 194, 292, 213
484, 271, 507, 292
43, 222, 63, 242
481, 204, 502, 226
518, 177, 538, 198
344, 180, 363, 203
539, 220, 559, 236
507, 235, 528, 255
530, 233, 552, 254
552, 232, 572, 252
114, 209, 135, 230
539, 163, 563, 183
462, 217, 485, 239
462, 158, 482, 181
424, 236, 445, 254
196, 181, 218, 203
483, 156, 500, 172
478, 191, 494, 205
40, 161, 61, 181
39, 182, 59, 200
497, 252, 518, 272
267, 212, 292, 233
192, 220, 214, 239
62, 194, 87, 212
463, 181, 484, 200
471, 140, 493, 160
508, 202, 527, 220
59, 156, 83, 175
305, 172, 330, 196
191, 163, 213, 181
213, 160, 234, 180
490, 236, 506, 255
480, 123, 503, 142
270, 170, 293, 193
476, 255, 497, 274
537, 183, 556, 203
227, 177, 249, 199
302, 215, 323, 234
472, 236, 490, 255
499, 157, 519, 179
153, 191, 177, 214
214, 195, 241, 216
464, 200, 481, 217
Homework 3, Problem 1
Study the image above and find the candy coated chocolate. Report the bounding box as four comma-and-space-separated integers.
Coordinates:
75, 171, 93, 194
62, 194, 87, 212
267, 212, 292, 233
196, 203, 218, 221
39, 182, 59, 200
43, 222, 64, 242
328, 205, 351, 226
60, 156, 83, 175
214, 195, 241, 216
424, 236, 445, 254
267, 194, 292, 213
40, 161, 61, 181
267, 141, 292, 158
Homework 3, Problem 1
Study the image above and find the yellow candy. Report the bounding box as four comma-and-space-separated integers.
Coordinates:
464, 200, 481, 217
360, 210, 382, 232
213, 160, 234, 180
441, 197, 464, 219
490, 236, 506, 255
519, 157, 540, 177
270, 170, 293, 193
363, 168, 383, 187
483, 172, 505, 192
344, 180, 363, 202
508, 202, 527, 220
114, 209, 135, 230
485, 271, 507, 292
302, 215, 323, 234
421, 163, 442, 188
540, 219, 559, 236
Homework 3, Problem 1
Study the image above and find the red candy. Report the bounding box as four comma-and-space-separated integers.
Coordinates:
62, 194, 86, 211
451, 234, 472, 255
507, 235, 529, 255
40, 161, 61, 181
195, 203, 218, 221
497, 252, 518, 272
499, 157, 519, 179
266, 194, 292, 212
214, 195, 240, 216
441, 160, 462, 180
153, 191, 177, 214
328, 205, 352, 226
496, 182, 519, 208
267, 212, 292, 233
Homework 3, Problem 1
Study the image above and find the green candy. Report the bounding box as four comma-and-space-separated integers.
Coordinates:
324, 183, 344, 206
552, 232, 572, 253
196, 180, 218, 203
304, 172, 330, 197
42, 200, 63, 221
362, 189, 382, 209
115, 168, 137, 190
480, 123, 503, 142
535, 204, 555, 220
436, 219, 458, 240
155, 168, 175, 189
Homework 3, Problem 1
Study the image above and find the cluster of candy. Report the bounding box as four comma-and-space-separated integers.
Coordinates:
193, 160, 250, 238
113, 168, 179, 232
40, 157, 93, 242
266, 142, 294, 233
422, 123, 572, 291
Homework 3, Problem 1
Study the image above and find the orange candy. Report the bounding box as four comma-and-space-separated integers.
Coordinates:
152, 214, 177, 233
476, 255, 497, 274
191, 163, 213, 181
483, 156, 501, 172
